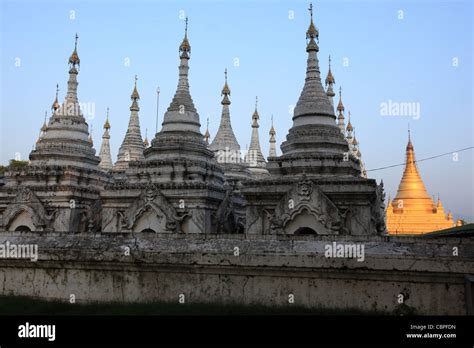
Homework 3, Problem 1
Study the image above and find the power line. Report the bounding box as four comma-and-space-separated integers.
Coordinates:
366, 146, 474, 173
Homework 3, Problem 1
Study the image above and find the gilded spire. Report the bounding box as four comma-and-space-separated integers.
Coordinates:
204, 117, 210, 144
143, 128, 149, 147
387, 131, 455, 234
269, 114, 276, 137
337, 87, 346, 135
325, 55, 336, 106
325, 56, 335, 85
64, 34, 81, 107
306, 3, 319, 45
346, 111, 353, 132
51, 84, 60, 112
352, 130, 359, 147
179, 17, 191, 59
68, 33, 80, 68
394, 132, 431, 203
337, 87, 344, 112
221, 68, 231, 105
131, 75, 140, 101
104, 107, 111, 130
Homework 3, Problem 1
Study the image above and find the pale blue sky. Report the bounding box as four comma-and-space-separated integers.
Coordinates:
1, 0, 473, 220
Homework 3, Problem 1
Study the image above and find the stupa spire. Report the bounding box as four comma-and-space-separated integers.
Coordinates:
143, 128, 149, 147
336, 87, 345, 135
292, 2, 335, 126
245, 96, 267, 174
99, 107, 113, 171
51, 84, 60, 113
387, 131, 455, 234
345, 110, 353, 148
65, 33, 81, 107
161, 16, 200, 134
29, 34, 100, 169
325, 55, 336, 105
394, 131, 432, 203
204, 117, 211, 144
210, 69, 241, 155
268, 114, 277, 158
115, 76, 145, 171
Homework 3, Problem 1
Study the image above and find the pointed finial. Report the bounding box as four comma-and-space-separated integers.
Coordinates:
346, 110, 353, 132
131, 75, 140, 101
406, 123, 414, 151
179, 16, 191, 56
204, 116, 210, 144
269, 114, 276, 136
69, 33, 80, 67
252, 96, 259, 121
325, 55, 335, 86
104, 107, 111, 130
41, 111, 48, 132
143, 128, 149, 147
51, 84, 61, 112
221, 68, 231, 98
306, 2, 319, 43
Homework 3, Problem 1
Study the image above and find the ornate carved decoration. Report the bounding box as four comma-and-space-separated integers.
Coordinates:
270, 177, 342, 235
120, 183, 186, 232
2, 187, 52, 231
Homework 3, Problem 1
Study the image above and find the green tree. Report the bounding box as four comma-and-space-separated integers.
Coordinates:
8, 160, 29, 169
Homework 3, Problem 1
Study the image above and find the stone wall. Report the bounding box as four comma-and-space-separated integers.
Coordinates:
0, 232, 472, 315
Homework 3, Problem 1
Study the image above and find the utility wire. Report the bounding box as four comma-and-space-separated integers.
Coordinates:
366, 146, 474, 172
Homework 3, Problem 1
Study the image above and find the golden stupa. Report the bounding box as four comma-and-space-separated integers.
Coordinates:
386, 132, 455, 235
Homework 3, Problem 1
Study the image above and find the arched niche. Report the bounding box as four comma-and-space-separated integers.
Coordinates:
7, 210, 36, 232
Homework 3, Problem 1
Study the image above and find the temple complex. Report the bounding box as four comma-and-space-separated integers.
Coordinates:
386, 132, 456, 234
0, 3, 472, 317
0, 3, 438, 238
